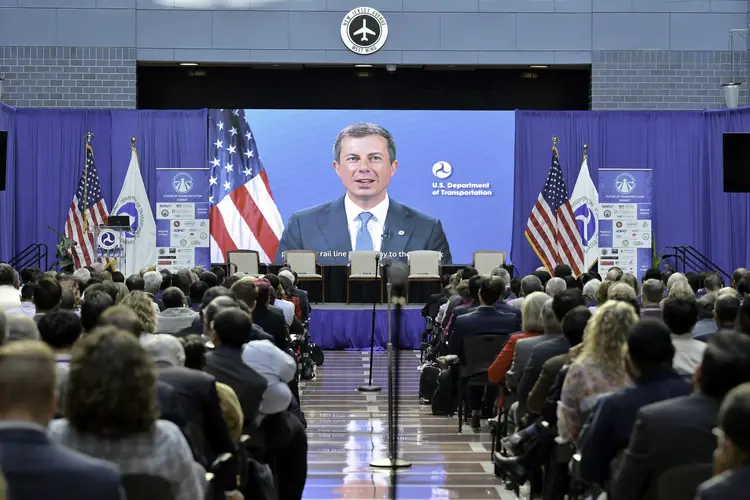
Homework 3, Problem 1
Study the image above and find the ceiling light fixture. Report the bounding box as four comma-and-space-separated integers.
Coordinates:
180, 62, 199, 66
529, 65, 549, 69
354, 64, 373, 68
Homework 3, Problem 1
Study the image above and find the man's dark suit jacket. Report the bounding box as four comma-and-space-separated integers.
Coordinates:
579, 368, 692, 486
612, 392, 720, 500
156, 365, 235, 464
448, 306, 517, 358
640, 307, 663, 320
421, 293, 446, 318
697, 464, 750, 500
495, 301, 523, 325
155, 380, 187, 430
517, 335, 570, 415
527, 351, 570, 415
275, 196, 452, 265
0, 424, 123, 500
442, 295, 466, 329
204, 346, 268, 433
253, 305, 288, 349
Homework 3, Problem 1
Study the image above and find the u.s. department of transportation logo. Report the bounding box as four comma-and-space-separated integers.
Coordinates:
98, 229, 119, 251
112, 196, 145, 240
615, 173, 636, 194
173, 172, 194, 194
341, 7, 389, 54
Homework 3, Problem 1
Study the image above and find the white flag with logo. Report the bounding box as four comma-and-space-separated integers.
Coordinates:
570, 157, 599, 272
111, 146, 156, 276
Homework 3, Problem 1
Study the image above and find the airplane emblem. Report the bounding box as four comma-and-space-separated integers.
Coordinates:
353, 18, 376, 43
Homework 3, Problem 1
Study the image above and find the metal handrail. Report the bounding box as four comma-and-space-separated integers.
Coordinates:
664, 245, 730, 280
678, 245, 731, 281
7, 243, 48, 272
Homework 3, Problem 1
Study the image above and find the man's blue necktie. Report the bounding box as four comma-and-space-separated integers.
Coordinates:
355, 212, 374, 250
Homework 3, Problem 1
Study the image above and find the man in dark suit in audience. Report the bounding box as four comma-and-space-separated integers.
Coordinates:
141, 334, 239, 495
0, 340, 124, 500
444, 275, 483, 336
640, 279, 664, 320
450, 276, 518, 428
612, 331, 750, 500
696, 294, 740, 343
579, 319, 692, 486
697, 382, 750, 499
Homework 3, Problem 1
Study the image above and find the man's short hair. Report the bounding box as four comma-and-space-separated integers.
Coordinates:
718, 382, 750, 454
732, 268, 748, 288
0, 340, 56, 419
467, 275, 483, 301
110, 271, 125, 284
642, 267, 662, 282
97, 306, 143, 337
189, 280, 210, 304
0, 264, 16, 287
37, 310, 81, 349
158, 269, 172, 290
662, 297, 699, 335
199, 271, 219, 288
582, 279, 601, 299
608, 282, 637, 302
532, 270, 551, 287
80, 290, 115, 332
628, 318, 675, 371
141, 333, 186, 367
459, 266, 478, 280
696, 293, 717, 320
641, 279, 665, 304
33, 277, 62, 311
21, 283, 36, 301
142, 271, 163, 295
700, 331, 750, 400
739, 297, 750, 335
212, 308, 252, 348
520, 275, 543, 297
200, 286, 235, 317
6, 314, 40, 342
737, 276, 750, 297
231, 279, 259, 309
490, 267, 511, 287
553, 264, 573, 278
125, 274, 145, 292
478, 276, 504, 305
704, 273, 724, 292
561, 306, 590, 346
161, 287, 185, 309
86, 281, 118, 303
551, 289, 586, 322
715, 294, 741, 326
545, 277, 566, 298
209, 266, 226, 282
333, 122, 396, 163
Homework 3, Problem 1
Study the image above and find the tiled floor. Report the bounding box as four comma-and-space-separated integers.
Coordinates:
301, 350, 517, 500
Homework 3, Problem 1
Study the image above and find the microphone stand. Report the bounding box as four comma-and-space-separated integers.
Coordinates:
370, 261, 411, 477
358, 253, 382, 393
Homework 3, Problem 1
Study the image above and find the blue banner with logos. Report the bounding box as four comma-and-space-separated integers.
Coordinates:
154, 168, 211, 271
597, 168, 653, 279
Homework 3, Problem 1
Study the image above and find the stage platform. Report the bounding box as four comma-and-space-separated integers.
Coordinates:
308, 303, 426, 350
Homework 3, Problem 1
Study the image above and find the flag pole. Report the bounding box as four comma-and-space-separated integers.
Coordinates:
552, 136, 559, 156
82, 132, 94, 232
583, 143, 588, 161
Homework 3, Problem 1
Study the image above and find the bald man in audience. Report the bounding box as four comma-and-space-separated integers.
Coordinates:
5, 314, 39, 343
0, 341, 124, 499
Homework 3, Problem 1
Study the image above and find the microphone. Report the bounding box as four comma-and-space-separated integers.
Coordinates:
382, 229, 392, 241
389, 261, 408, 300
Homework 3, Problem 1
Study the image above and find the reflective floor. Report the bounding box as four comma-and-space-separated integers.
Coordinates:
301, 350, 516, 500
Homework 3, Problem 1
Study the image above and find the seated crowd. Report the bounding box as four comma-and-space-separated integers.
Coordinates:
0, 262, 312, 500
421, 264, 750, 500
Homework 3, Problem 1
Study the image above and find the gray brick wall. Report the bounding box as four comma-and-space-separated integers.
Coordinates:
0, 47, 136, 109
591, 50, 748, 110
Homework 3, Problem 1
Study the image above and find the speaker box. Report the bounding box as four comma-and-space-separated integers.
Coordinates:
0, 131, 7, 191
723, 133, 750, 193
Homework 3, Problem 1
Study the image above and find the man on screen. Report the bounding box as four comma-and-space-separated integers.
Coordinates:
275, 122, 452, 265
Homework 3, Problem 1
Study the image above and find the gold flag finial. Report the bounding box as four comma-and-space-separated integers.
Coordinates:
131, 137, 136, 145
85, 132, 94, 144
583, 144, 588, 160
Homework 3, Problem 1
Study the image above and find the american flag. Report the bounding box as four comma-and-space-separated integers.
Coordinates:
208, 109, 284, 263
524, 147, 583, 276
64, 142, 110, 269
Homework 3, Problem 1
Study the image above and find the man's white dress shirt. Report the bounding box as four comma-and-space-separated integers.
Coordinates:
344, 194, 389, 252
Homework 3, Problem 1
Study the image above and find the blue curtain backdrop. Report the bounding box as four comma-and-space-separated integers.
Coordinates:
512, 109, 750, 276
0, 102, 17, 261
5, 109, 206, 262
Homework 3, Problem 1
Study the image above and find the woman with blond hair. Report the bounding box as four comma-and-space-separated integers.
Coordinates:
557, 300, 638, 443
668, 279, 695, 300
119, 291, 157, 334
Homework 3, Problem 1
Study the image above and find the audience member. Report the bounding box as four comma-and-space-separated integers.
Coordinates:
189, 281, 209, 312
120, 291, 157, 334
642, 267, 662, 282
662, 297, 705, 376
125, 274, 145, 292
579, 319, 691, 485
620, 273, 640, 296
739, 297, 750, 335
244, 279, 289, 350
532, 269, 551, 288
640, 279, 664, 319
97, 306, 144, 337
37, 310, 81, 397
32, 277, 62, 320
155, 287, 198, 334
668, 279, 695, 300
704, 273, 724, 294
0, 340, 122, 499
606, 266, 624, 282
738, 276, 750, 298
48, 327, 206, 500
85, 281, 119, 305
582, 279, 601, 307
557, 300, 637, 443
79, 290, 115, 334
693, 293, 719, 338
506, 296, 558, 390
60, 288, 77, 310
613, 331, 750, 500
553, 264, 573, 279
6, 282, 36, 317
509, 275, 543, 309
199, 272, 219, 289
110, 271, 125, 284
72, 268, 91, 288
594, 280, 614, 309
545, 277, 566, 298
142, 271, 165, 312
0, 264, 21, 313
697, 382, 750, 499
608, 282, 637, 303
5, 314, 40, 342
731, 268, 748, 289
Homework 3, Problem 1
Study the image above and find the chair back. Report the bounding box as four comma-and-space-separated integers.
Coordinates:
121, 474, 174, 500
461, 334, 507, 378
407, 250, 441, 278
657, 463, 713, 500
473, 251, 506, 276
349, 250, 381, 277
227, 250, 261, 276
284, 250, 317, 275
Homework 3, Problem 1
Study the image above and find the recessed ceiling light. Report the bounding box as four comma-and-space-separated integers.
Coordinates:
354, 64, 373, 68
529, 65, 549, 69
180, 62, 199, 66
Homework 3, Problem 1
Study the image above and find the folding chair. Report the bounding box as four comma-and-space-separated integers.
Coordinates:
227, 250, 264, 277
346, 250, 382, 304
407, 250, 442, 303
456, 334, 508, 433
121, 474, 174, 500
284, 250, 324, 303
472, 250, 507, 277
